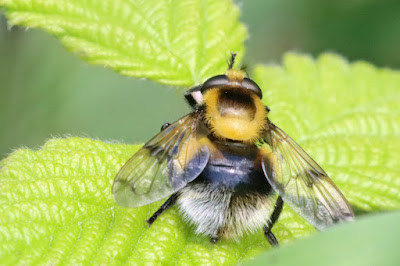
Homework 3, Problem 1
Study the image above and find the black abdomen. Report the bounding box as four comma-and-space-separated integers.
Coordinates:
193, 140, 272, 195
176, 139, 276, 239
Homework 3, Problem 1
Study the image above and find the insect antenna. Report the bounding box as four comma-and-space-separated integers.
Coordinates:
228, 52, 238, 69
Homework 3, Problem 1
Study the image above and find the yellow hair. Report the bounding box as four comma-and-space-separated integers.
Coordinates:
226, 69, 245, 82
203, 88, 267, 143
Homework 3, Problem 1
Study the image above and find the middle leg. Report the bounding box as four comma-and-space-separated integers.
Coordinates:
146, 193, 178, 226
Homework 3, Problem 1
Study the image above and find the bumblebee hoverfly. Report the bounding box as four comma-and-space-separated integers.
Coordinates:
112, 53, 354, 245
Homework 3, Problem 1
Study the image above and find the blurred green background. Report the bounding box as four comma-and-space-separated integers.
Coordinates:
1, 0, 400, 159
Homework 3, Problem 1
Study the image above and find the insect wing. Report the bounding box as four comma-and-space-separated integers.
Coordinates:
112, 113, 210, 208
260, 120, 354, 229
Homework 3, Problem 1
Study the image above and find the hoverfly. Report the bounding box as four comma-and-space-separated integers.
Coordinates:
112, 53, 354, 245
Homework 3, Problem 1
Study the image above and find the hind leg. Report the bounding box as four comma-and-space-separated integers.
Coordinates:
263, 196, 283, 246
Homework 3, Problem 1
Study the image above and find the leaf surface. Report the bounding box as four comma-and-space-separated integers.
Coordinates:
248, 211, 400, 266
0, 0, 247, 86
1, 53, 400, 264
255, 53, 400, 214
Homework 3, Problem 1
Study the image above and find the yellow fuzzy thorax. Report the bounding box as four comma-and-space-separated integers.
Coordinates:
203, 88, 267, 143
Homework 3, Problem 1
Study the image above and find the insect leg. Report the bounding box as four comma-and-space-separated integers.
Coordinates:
146, 193, 178, 226
263, 196, 283, 246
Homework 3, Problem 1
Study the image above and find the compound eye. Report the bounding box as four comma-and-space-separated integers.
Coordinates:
201, 75, 229, 93
242, 78, 262, 98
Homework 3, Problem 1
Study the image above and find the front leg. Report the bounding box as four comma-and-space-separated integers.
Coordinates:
146, 193, 178, 226
264, 196, 283, 246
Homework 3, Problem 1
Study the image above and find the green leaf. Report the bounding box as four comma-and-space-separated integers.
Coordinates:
0, 137, 305, 265
0, 0, 247, 86
254, 53, 400, 213
1, 53, 400, 264
247, 211, 400, 266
